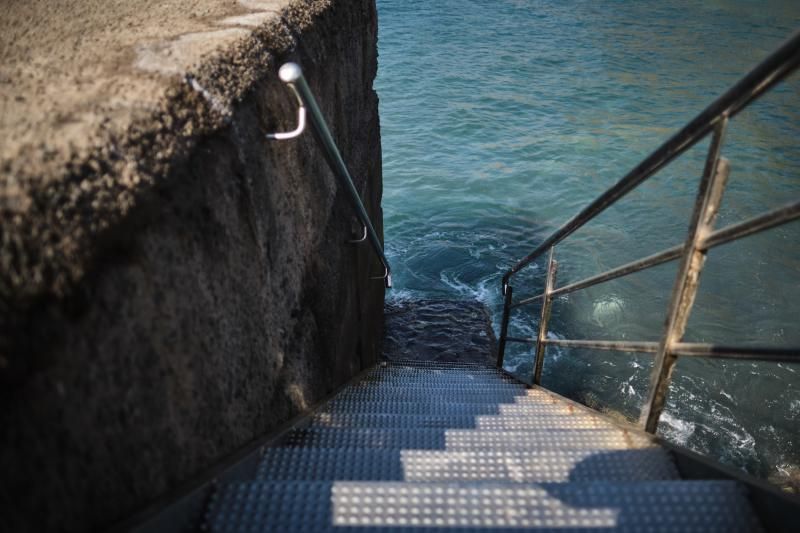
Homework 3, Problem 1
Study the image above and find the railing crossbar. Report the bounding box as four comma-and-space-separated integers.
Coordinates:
672, 342, 799, 362
541, 338, 799, 362
508, 198, 800, 307
542, 339, 660, 353
509, 293, 545, 309
551, 245, 683, 298
700, 199, 800, 250
540, 339, 799, 362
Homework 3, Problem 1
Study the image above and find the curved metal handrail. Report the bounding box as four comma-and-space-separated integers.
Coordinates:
269, 63, 392, 288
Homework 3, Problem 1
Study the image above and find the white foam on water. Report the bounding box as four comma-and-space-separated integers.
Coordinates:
385, 288, 419, 304
438, 271, 495, 307
659, 412, 696, 445
540, 331, 566, 362
789, 399, 800, 418
619, 375, 637, 397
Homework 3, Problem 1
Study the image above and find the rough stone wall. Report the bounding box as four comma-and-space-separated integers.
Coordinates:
0, 1, 383, 531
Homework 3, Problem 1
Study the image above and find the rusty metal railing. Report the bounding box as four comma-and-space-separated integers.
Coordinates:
497, 30, 800, 434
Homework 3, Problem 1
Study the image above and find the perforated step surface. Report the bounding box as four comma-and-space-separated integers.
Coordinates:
335, 388, 530, 403
310, 412, 619, 430
257, 447, 679, 482
203, 360, 762, 532
281, 427, 653, 451
205, 480, 760, 532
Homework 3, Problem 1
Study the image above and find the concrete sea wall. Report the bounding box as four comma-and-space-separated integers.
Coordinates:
0, 1, 383, 531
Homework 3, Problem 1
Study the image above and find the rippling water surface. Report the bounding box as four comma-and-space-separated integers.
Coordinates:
375, 0, 800, 485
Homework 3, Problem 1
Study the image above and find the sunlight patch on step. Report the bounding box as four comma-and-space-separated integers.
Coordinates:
331, 482, 618, 529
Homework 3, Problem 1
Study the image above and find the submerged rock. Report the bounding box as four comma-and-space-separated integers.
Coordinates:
383, 299, 497, 365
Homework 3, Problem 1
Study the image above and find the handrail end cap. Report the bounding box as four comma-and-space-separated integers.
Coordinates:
278, 62, 302, 83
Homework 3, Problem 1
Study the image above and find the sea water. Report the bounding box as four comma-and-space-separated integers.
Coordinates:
376, 0, 800, 486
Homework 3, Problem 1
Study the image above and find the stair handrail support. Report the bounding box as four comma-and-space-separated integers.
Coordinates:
640, 120, 731, 432
533, 248, 558, 385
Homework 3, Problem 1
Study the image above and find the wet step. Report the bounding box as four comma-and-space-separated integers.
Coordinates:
256, 448, 679, 483
204, 480, 759, 532
279, 428, 653, 451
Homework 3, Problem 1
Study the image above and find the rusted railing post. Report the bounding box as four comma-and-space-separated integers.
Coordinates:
640, 118, 731, 433
533, 247, 558, 385
496, 285, 513, 368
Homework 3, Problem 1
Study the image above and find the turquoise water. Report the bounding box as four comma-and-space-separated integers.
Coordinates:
376, 0, 800, 485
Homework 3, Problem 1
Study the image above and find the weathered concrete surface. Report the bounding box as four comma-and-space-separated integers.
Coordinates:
383, 300, 497, 365
0, 0, 384, 531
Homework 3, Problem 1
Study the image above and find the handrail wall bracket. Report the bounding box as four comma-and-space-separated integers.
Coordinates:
269, 62, 392, 288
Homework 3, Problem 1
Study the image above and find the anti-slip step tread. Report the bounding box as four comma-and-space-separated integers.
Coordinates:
310, 413, 481, 429
372, 366, 501, 373
321, 400, 579, 416
309, 412, 620, 430
368, 369, 510, 376
204, 480, 761, 532
334, 390, 529, 403
353, 380, 527, 389
333, 389, 573, 403
202, 361, 761, 532
256, 447, 679, 482
381, 359, 492, 366
280, 428, 653, 450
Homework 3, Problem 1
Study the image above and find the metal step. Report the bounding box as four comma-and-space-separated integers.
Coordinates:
331, 389, 570, 405
365, 370, 511, 382
309, 412, 619, 431
280, 428, 653, 451
311, 412, 481, 429
204, 480, 760, 532
334, 388, 528, 403
373, 361, 502, 370
371, 365, 502, 374
350, 379, 527, 388
357, 378, 521, 389
320, 400, 573, 416
333, 388, 584, 406
363, 370, 519, 383
381, 359, 492, 368
199, 360, 763, 531
256, 447, 679, 483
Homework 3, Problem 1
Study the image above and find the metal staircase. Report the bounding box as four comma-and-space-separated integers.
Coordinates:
202, 360, 762, 532
182, 32, 800, 533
